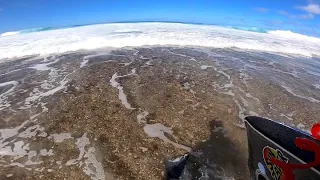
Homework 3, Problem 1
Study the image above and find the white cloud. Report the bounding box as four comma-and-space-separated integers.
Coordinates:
297, 4, 320, 14
278, 10, 289, 16
296, 13, 314, 19
254, 7, 269, 13
277, 10, 314, 19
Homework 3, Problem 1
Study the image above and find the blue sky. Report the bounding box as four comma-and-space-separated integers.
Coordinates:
0, 0, 320, 36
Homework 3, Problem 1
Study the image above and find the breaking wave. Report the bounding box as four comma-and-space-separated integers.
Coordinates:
0, 27, 53, 37
267, 30, 320, 43
0, 22, 320, 60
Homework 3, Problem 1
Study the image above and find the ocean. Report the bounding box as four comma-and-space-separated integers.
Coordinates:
1, 22, 320, 60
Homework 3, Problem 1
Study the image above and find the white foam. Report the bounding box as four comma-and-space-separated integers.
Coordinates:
200, 65, 212, 70
169, 154, 189, 163
281, 85, 320, 103
0, 139, 52, 167
245, 93, 260, 103
211, 65, 231, 80
234, 123, 246, 129
81, 52, 116, 68
221, 90, 235, 96
40, 80, 54, 90
109, 69, 137, 110
0, 81, 19, 98
39, 149, 54, 156
0, 118, 56, 169
217, 70, 231, 80
268, 61, 275, 66
9, 162, 25, 167
83, 147, 105, 180
66, 133, 105, 180
0, 31, 20, 37
0, 140, 28, 156
18, 125, 45, 138
0, 69, 24, 77
137, 110, 149, 124
133, 50, 139, 56
66, 133, 90, 166
142, 60, 153, 67
0, 81, 19, 110
314, 84, 320, 89
268, 104, 278, 112
24, 75, 68, 106
66, 133, 90, 165
143, 123, 191, 152
233, 98, 246, 121
0, 120, 29, 145
223, 82, 233, 88
140, 55, 150, 60
80, 59, 89, 68
6, 174, 13, 177
240, 96, 249, 107
49, 133, 73, 143
268, 30, 320, 43
280, 113, 293, 121
30, 58, 60, 71
119, 59, 134, 66
1, 23, 320, 61
0, 80, 19, 89
296, 123, 306, 129
167, 49, 188, 58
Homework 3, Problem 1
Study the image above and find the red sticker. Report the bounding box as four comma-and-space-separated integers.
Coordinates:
266, 138, 320, 180
311, 123, 320, 140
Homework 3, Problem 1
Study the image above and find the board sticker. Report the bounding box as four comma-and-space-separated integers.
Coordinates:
263, 146, 289, 180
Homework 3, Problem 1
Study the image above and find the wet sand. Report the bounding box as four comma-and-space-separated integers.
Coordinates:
0, 47, 319, 179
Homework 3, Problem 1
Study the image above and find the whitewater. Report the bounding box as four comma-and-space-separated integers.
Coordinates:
0, 22, 320, 60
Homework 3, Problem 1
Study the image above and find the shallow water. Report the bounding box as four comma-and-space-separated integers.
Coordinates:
0, 46, 319, 179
